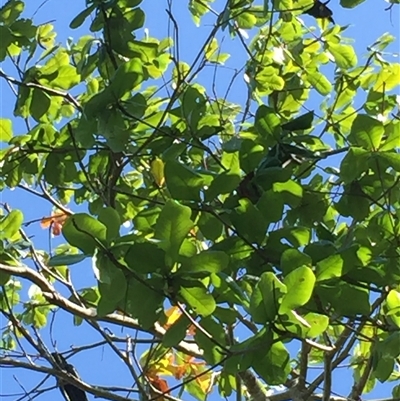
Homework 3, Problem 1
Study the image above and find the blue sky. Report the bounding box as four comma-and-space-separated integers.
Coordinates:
1, 0, 399, 400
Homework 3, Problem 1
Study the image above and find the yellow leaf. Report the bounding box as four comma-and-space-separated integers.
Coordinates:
143, 352, 176, 376
151, 157, 165, 187
195, 369, 213, 393
163, 306, 182, 329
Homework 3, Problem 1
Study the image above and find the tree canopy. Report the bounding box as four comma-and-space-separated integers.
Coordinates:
1, 0, 400, 400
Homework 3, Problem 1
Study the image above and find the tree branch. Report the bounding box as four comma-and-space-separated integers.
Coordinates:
0, 69, 82, 111
0, 263, 202, 358
0, 357, 135, 401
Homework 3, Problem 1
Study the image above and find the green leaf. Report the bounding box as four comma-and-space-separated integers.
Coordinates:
205, 37, 218, 60
257, 190, 284, 223
48, 254, 87, 267
110, 58, 144, 98
0, 0, 24, 25
316, 253, 344, 281
179, 250, 229, 275
162, 313, 190, 347
306, 71, 332, 95
339, 147, 370, 183
317, 245, 362, 281
198, 212, 223, 240
281, 249, 312, 275
349, 114, 384, 150
386, 290, 400, 328
165, 161, 204, 201
118, 0, 143, 7
179, 239, 197, 259
211, 272, 250, 308
304, 241, 337, 264
253, 341, 291, 384
280, 266, 316, 313
0, 210, 23, 239
0, 26, 13, 61
0, 118, 12, 142
179, 282, 216, 316
273, 179, 303, 207
155, 200, 194, 265
335, 185, 370, 221
186, 378, 208, 401
206, 171, 241, 200
373, 357, 394, 383
124, 278, 164, 329
214, 306, 237, 325
195, 316, 226, 364
181, 85, 206, 130
393, 384, 400, 399
236, 11, 257, 29
239, 138, 264, 172
84, 90, 113, 118
379, 120, 399, 151
0, 270, 11, 285
43, 153, 78, 186
370, 32, 396, 52
96, 255, 127, 315
23, 308, 47, 328
231, 198, 269, 243
373, 64, 400, 92
37, 23, 56, 48
255, 105, 281, 141
274, 0, 293, 11
30, 89, 51, 122
124, 242, 166, 273
189, 0, 211, 25
340, 0, 366, 8
250, 272, 287, 323
69, 5, 95, 29
377, 332, 400, 359
256, 70, 285, 93
328, 43, 357, 69
98, 207, 121, 241
49, 65, 80, 90
317, 282, 370, 316
62, 213, 107, 255
375, 151, 400, 172
281, 111, 314, 132
225, 329, 273, 374
304, 313, 329, 337
275, 226, 311, 248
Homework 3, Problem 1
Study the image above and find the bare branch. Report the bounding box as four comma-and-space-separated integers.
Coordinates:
0, 357, 135, 401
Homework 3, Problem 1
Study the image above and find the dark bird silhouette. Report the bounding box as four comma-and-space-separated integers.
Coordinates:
303, 0, 335, 24
51, 352, 89, 401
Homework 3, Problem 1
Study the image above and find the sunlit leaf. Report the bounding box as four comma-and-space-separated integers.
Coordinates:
0, 119, 12, 142
279, 266, 316, 313
0, 210, 23, 239
155, 200, 194, 265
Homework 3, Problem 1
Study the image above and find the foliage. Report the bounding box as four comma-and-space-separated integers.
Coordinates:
1, 0, 399, 400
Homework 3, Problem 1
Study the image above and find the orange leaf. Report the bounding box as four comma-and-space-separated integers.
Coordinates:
148, 375, 170, 394
187, 324, 196, 336
184, 355, 205, 367
51, 221, 63, 236
40, 210, 69, 236
173, 364, 187, 380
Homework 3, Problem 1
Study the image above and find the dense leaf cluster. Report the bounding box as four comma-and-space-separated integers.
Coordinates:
0, 0, 399, 400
